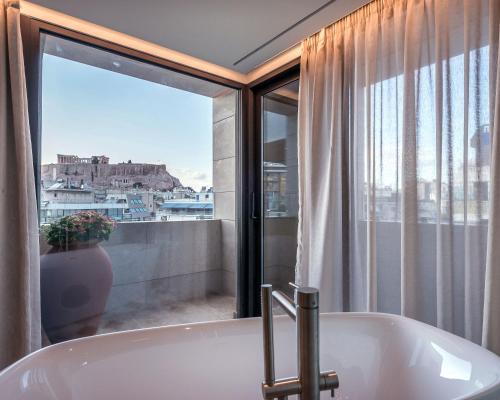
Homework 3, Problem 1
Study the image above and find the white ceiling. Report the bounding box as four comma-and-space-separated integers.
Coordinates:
28, 0, 372, 74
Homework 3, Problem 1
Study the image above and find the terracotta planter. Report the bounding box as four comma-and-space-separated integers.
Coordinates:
41, 241, 113, 344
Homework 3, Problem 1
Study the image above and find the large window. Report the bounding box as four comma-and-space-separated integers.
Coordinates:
39, 33, 238, 344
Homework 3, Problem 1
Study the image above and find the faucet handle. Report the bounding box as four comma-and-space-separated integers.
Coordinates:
320, 370, 339, 398
288, 282, 299, 289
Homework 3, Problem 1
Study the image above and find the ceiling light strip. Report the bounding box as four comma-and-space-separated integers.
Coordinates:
20, 0, 248, 84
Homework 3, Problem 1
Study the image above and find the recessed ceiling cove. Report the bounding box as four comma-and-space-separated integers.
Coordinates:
27, 0, 372, 74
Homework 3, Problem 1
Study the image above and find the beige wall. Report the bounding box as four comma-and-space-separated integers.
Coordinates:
213, 91, 238, 297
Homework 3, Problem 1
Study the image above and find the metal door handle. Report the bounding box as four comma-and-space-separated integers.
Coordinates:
251, 192, 258, 219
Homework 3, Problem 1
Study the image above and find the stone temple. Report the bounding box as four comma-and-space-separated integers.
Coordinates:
41, 154, 182, 191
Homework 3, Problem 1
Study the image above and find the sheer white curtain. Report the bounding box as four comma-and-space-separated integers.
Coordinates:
0, 0, 41, 369
484, 1, 500, 356
296, 0, 500, 354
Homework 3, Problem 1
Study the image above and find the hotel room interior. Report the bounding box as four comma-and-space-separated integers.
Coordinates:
1, 0, 500, 398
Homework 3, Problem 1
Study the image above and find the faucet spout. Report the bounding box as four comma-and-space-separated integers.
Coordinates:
260, 284, 339, 400
272, 290, 296, 320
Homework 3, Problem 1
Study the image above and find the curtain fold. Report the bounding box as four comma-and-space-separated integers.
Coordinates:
483, 7, 500, 356
0, 0, 41, 369
297, 0, 500, 354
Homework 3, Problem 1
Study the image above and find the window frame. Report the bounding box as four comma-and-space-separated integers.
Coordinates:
20, 15, 249, 316
241, 63, 300, 317
20, 15, 301, 319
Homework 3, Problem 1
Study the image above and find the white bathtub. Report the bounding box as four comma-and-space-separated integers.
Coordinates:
1, 313, 499, 399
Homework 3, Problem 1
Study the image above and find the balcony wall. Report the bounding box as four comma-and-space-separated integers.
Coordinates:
103, 220, 224, 312
41, 220, 227, 313
358, 221, 488, 339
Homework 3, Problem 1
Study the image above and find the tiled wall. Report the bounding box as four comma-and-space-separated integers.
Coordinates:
40, 220, 224, 313
101, 220, 223, 311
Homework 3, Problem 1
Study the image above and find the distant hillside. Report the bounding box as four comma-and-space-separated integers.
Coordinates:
41, 162, 182, 191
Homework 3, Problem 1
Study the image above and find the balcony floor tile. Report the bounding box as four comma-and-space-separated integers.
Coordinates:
97, 294, 235, 334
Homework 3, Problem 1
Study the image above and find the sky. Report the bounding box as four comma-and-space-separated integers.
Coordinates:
41, 53, 214, 191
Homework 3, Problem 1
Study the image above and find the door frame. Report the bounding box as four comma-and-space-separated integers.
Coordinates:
239, 63, 300, 318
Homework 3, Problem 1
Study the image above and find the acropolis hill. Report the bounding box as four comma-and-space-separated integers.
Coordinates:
41, 154, 182, 191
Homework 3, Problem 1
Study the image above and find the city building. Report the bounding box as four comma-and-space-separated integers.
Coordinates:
159, 200, 213, 221
263, 161, 288, 217
124, 193, 151, 221
41, 181, 94, 204
40, 202, 126, 224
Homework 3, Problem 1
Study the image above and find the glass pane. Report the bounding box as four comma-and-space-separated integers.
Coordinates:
262, 80, 299, 297
39, 34, 238, 344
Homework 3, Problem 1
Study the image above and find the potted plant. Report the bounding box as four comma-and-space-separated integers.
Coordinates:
40, 211, 116, 343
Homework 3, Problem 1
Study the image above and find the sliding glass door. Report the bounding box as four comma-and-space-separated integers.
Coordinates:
260, 80, 299, 298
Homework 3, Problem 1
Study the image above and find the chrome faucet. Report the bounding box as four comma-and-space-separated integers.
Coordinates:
261, 283, 339, 400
